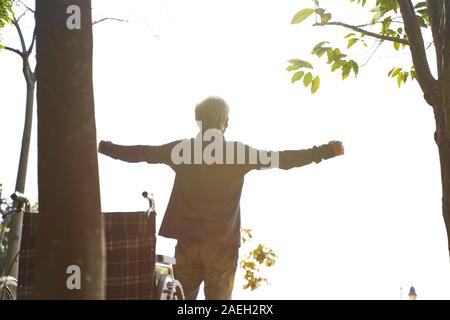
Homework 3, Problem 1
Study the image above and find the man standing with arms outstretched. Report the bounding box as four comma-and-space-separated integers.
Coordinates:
98, 96, 344, 300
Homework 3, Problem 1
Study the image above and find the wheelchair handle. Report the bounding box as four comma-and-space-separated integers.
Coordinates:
142, 191, 156, 218
11, 192, 29, 206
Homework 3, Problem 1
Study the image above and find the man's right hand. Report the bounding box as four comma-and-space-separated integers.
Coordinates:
328, 141, 344, 157
98, 140, 112, 154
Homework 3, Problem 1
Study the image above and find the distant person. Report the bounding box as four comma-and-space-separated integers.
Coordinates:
98, 96, 344, 300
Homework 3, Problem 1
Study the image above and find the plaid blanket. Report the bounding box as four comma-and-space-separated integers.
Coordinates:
17, 212, 156, 300
104, 212, 156, 299
16, 213, 38, 300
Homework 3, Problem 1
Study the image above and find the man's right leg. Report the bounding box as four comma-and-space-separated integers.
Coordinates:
201, 244, 239, 300
173, 240, 203, 300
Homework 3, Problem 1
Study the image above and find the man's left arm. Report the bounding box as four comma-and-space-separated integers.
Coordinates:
246, 141, 344, 171
277, 141, 344, 170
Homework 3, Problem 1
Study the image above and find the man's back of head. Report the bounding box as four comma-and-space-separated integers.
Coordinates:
195, 96, 229, 132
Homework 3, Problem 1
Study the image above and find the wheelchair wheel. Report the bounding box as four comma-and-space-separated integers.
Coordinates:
0, 276, 17, 300
156, 275, 185, 300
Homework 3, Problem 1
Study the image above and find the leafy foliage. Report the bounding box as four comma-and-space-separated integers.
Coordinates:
388, 66, 416, 88
0, 0, 13, 28
240, 228, 277, 291
288, 0, 431, 93
286, 41, 359, 93
0, 0, 14, 48
286, 58, 321, 93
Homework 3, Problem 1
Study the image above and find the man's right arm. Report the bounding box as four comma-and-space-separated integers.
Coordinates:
98, 140, 173, 164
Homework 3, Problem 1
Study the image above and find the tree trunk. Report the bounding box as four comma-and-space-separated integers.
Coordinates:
34, 0, 105, 299
433, 79, 450, 258
402, 0, 450, 260
437, 137, 450, 257
2, 73, 35, 279
1, 12, 38, 281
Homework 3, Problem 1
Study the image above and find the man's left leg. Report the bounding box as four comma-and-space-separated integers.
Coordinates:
174, 240, 204, 300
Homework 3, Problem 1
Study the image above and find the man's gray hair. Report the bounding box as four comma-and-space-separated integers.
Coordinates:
195, 96, 229, 130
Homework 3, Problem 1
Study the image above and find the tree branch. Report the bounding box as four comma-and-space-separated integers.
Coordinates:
26, 27, 36, 56
360, 41, 383, 67
12, 17, 27, 53
397, 0, 435, 98
1, 45, 23, 57
355, 16, 404, 28
92, 17, 129, 26
313, 21, 409, 45
427, 1, 443, 76
17, 0, 35, 14
14, 10, 27, 22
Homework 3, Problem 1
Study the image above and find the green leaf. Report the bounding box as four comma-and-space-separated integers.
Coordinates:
394, 40, 400, 50
347, 38, 358, 48
414, 2, 427, 9
326, 50, 334, 64
291, 8, 315, 24
311, 76, 320, 94
402, 72, 408, 83
314, 47, 328, 58
332, 48, 346, 60
331, 61, 341, 72
371, 11, 382, 24
315, 8, 325, 16
286, 64, 301, 71
320, 13, 332, 24
388, 67, 396, 77
291, 71, 305, 83
288, 59, 313, 69
303, 72, 313, 87
382, 17, 392, 33
344, 32, 356, 39
391, 67, 402, 77
350, 60, 359, 76
416, 15, 427, 28
312, 41, 330, 53
342, 65, 351, 80
351, 0, 368, 7
397, 73, 403, 87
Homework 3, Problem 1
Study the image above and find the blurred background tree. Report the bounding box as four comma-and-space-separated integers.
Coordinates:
240, 228, 277, 291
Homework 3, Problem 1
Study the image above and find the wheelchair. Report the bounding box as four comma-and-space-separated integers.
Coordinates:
15, 191, 184, 300
142, 191, 185, 300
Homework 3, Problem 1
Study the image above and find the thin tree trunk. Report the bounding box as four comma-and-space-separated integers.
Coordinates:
2, 14, 37, 279
34, 0, 105, 299
2, 74, 35, 279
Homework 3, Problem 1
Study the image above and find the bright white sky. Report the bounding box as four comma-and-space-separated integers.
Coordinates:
1, 0, 450, 299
